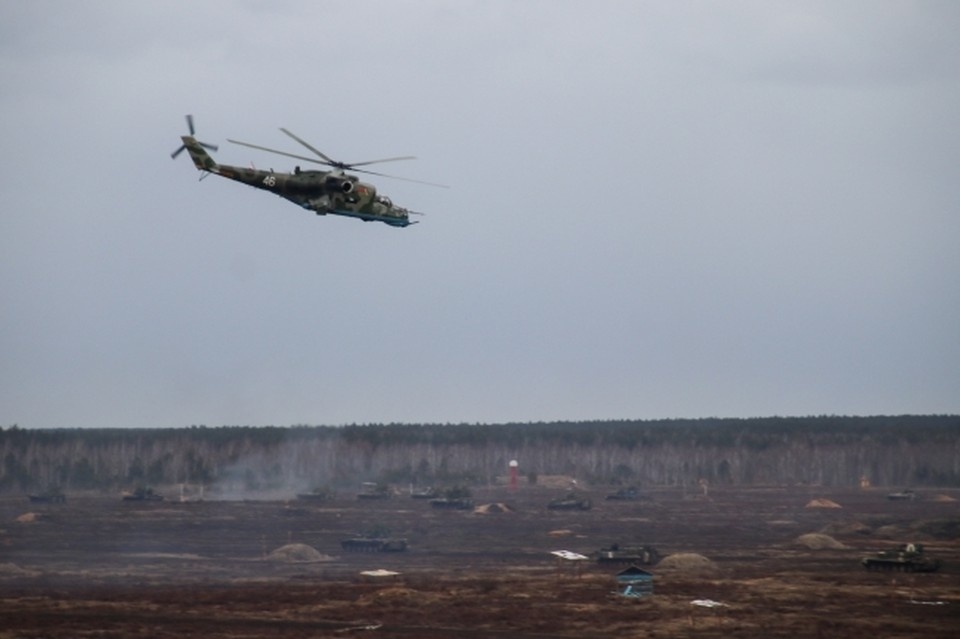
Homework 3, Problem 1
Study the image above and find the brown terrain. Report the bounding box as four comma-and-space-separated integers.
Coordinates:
1, 482, 958, 637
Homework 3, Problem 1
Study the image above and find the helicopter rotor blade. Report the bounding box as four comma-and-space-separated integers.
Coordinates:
279, 128, 338, 165
227, 138, 335, 167
228, 133, 449, 188
348, 155, 418, 167
349, 166, 449, 189
280, 128, 417, 168
172, 115, 219, 160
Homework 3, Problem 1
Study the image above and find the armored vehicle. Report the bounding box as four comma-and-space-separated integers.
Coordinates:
862, 543, 940, 572
122, 487, 164, 501
340, 537, 408, 553
605, 487, 642, 501
548, 493, 592, 510
429, 497, 474, 510
886, 489, 916, 501
594, 544, 661, 565
357, 482, 391, 499
28, 489, 66, 503
296, 487, 332, 502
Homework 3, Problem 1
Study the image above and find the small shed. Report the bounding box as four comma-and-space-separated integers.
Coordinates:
616, 565, 654, 598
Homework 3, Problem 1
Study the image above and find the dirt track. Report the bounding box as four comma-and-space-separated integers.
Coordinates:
2, 484, 958, 637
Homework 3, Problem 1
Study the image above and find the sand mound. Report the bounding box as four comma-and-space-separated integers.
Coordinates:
474, 502, 513, 514
820, 520, 871, 536
795, 533, 848, 550
932, 494, 957, 502
15, 512, 41, 523
0, 562, 41, 577
266, 543, 332, 563
657, 553, 719, 576
547, 529, 575, 537
805, 498, 841, 509
874, 524, 910, 539
914, 519, 960, 540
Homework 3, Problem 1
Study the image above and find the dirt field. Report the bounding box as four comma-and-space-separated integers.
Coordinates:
1, 483, 958, 637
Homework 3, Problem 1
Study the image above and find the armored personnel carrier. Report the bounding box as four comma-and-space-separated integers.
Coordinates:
886, 489, 916, 501
862, 543, 940, 572
593, 544, 661, 565
429, 497, 474, 510
296, 487, 332, 502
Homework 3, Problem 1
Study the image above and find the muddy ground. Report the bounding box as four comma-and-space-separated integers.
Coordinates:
1, 483, 958, 637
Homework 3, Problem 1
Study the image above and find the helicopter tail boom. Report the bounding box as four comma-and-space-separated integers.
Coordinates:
180, 136, 219, 173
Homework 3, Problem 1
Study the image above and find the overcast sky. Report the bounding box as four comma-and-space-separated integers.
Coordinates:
1, 1, 958, 429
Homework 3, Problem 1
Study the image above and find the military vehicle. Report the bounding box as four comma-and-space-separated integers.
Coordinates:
28, 489, 66, 503
593, 544, 661, 565
429, 497, 474, 510
886, 489, 916, 501
547, 493, 592, 510
172, 115, 445, 228
122, 486, 164, 501
357, 482, 391, 499
861, 543, 941, 572
428, 485, 473, 509
340, 537, 408, 553
296, 487, 332, 502
605, 486, 643, 501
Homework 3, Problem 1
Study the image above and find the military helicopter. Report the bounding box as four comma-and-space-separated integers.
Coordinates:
171, 115, 443, 227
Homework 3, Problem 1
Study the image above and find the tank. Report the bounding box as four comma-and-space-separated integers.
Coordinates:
121, 486, 164, 501
357, 482, 391, 499
548, 493, 592, 510
605, 487, 642, 501
862, 543, 941, 573
593, 544, 661, 565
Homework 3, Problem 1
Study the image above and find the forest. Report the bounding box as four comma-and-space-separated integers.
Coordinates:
1, 415, 958, 494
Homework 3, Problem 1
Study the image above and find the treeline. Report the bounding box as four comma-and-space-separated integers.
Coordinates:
1, 415, 958, 493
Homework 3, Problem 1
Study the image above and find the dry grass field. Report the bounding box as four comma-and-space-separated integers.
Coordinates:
1, 483, 958, 637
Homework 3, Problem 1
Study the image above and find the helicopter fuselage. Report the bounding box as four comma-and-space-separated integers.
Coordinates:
179, 135, 414, 227
218, 164, 412, 227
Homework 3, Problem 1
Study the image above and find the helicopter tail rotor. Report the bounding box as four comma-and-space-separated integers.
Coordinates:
171, 114, 219, 159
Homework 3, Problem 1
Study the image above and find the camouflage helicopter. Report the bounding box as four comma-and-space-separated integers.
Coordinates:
171, 115, 443, 227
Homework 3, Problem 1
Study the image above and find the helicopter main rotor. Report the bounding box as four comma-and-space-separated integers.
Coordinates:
227, 129, 448, 188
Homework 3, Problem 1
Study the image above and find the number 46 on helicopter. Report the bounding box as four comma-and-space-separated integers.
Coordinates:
171, 115, 446, 227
